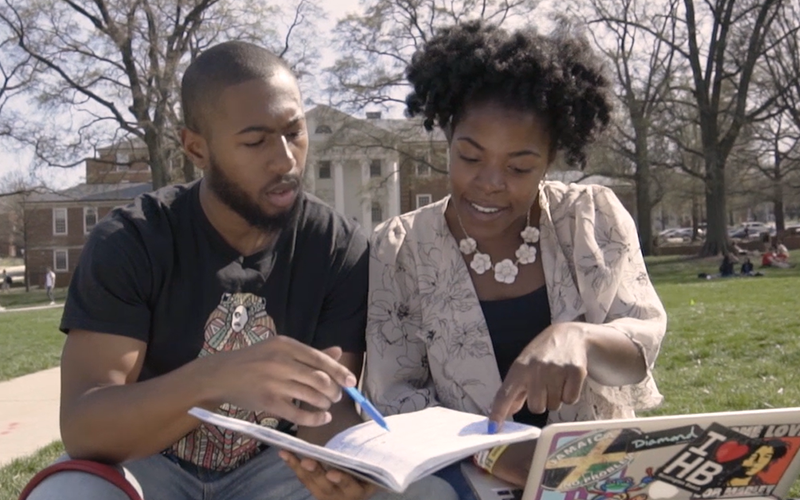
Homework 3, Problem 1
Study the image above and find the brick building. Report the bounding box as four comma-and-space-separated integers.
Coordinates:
22, 110, 637, 288
24, 142, 152, 287
0, 208, 22, 258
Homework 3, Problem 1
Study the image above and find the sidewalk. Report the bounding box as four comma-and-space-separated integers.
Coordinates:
0, 303, 63, 313
0, 367, 61, 467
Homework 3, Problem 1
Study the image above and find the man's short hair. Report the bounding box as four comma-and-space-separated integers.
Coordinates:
181, 41, 293, 134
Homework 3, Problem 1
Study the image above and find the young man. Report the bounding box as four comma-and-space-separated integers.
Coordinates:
23, 42, 454, 500
45, 267, 56, 304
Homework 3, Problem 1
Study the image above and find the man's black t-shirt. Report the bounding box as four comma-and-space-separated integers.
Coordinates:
61, 180, 368, 471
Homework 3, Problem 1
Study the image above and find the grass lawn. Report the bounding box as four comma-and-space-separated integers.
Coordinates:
645, 252, 800, 415
0, 308, 64, 381
0, 442, 64, 500
0, 288, 68, 309
0, 251, 798, 498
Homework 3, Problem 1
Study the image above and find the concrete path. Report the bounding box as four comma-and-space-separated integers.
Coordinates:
0, 367, 61, 467
0, 303, 63, 313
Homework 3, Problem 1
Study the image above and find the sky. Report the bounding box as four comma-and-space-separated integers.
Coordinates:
0, 0, 568, 191
0, 0, 363, 191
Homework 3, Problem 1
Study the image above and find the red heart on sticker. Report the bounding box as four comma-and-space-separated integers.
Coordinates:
716, 441, 750, 463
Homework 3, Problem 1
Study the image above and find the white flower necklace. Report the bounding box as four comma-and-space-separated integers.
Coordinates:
456, 208, 540, 284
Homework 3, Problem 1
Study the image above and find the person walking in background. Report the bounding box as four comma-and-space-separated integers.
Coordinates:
45, 266, 56, 305
1, 269, 9, 293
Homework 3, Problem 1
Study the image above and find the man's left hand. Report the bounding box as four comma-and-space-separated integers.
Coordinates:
280, 451, 379, 500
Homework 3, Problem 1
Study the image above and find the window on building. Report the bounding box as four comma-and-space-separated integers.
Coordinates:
370, 159, 382, 178
115, 152, 130, 171
318, 161, 332, 179
416, 194, 433, 209
371, 202, 383, 222
416, 163, 431, 177
53, 208, 67, 235
315, 125, 332, 134
54, 249, 68, 272
84, 207, 98, 234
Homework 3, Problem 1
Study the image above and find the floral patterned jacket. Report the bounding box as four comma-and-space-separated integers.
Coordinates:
363, 181, 667, 425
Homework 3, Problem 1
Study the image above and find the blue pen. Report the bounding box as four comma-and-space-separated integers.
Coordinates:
343, 386, 390, 432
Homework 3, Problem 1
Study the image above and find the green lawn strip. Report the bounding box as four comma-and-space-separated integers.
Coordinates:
0, 258, 23, 268
0, 308, 64, 381
646, 278, 800, 415
0, 442, 64, 500
0, 288, 68, 309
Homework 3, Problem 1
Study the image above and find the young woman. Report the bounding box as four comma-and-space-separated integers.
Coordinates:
363, 21, 667, 497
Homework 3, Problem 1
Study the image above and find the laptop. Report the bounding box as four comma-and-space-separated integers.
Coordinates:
464, 407, 800, 500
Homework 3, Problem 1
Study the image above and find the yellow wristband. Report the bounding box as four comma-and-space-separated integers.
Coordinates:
476, 444, 509, 474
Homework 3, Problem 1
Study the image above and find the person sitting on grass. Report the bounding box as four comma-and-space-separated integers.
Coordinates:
740, 258, 754, 276
762, 245, 791, 269
776, 240, 790, 263
719, 253, 737, 277
356, 21, 665, 498
19, 41, 454, 500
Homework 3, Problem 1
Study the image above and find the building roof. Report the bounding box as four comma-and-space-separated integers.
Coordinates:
546, 170, 632, 188
306, 105, 447, 143
97, 137, 148, 154
26, 182, 152, 203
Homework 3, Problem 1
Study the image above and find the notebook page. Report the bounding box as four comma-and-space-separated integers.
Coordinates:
187, 408, 392, 486
325, 407, 541, 490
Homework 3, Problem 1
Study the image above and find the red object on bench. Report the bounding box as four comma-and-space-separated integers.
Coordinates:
17, 459, 142, 500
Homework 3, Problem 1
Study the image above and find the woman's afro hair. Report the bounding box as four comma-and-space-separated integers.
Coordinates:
405, 20, 612, 167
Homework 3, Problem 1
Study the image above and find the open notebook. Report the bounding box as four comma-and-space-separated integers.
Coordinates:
189, 406, 540, 493
463, 407, 800, 500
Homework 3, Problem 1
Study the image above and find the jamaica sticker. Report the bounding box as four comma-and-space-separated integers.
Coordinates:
543, 429, 634, 492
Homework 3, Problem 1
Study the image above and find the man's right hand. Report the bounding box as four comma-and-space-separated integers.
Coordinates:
204, 336, 358, 427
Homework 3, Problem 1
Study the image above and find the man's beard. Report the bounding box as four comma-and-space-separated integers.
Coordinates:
207, 155, 301, 233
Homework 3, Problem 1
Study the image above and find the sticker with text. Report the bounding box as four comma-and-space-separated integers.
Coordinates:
543, 429, 634, 492
655, 422, 800, 498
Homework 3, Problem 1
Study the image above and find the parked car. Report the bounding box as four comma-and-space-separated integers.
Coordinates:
658, 227, 702, 243
729, 222, 775, 239
785, 224, 800, 236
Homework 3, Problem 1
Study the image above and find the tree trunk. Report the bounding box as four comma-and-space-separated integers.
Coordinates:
632, 119, 653, 256
22, 202, 29, 293
702, 161, 729, 256
635, 160, 653, 256
145, 130, 170, 189
773, 180, 785, 234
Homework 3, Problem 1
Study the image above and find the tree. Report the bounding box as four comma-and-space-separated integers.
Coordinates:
0, 0, 323, 189
678, 0, 788, 255
746, 115, 800, 233
325, 0, 540, 111
619, 0, 790, 255
0, 21, 34, 138
765, 1, 800, 133
0, 171, 49, 290
575, 0, 679, 255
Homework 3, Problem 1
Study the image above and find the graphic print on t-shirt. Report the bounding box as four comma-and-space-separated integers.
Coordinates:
171, 292, 278, 471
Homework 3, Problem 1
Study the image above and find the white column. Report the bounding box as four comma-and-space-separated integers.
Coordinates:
388, 161, 401, 218
304, 161, 316, 195
333, 162, 345, 215
360, 160, 372, 228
